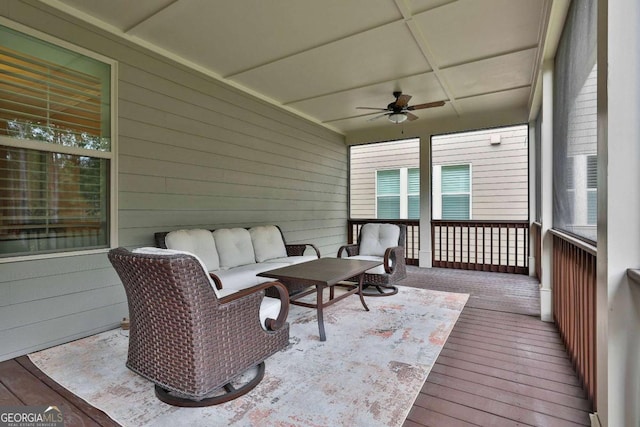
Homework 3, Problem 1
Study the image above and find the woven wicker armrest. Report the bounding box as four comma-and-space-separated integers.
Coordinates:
337, 244, 359, 258
285, 243, 321, 258
218, 281, 290, 331
383, 246, 405, 274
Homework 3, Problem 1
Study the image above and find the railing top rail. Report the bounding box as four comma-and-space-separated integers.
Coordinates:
431, 220, 529, 226
348, 218, 419, 224
628, 269, 640, 285
549, 228, 597, 256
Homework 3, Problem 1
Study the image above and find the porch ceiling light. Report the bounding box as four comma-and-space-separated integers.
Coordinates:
388, 112, 408, 124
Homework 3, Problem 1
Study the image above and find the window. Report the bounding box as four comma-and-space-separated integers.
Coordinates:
432, 164, 472, 220
0, 23, 115, 259
375, 168, 419, 219
587, 155, 597, 225
440, 164, 471, 220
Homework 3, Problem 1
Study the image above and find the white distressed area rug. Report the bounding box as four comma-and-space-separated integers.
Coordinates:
29, 287, 468, 427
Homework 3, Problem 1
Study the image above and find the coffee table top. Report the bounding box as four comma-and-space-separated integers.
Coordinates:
257, 257, 381, 287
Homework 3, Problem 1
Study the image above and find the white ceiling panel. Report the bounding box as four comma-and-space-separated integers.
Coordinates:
414, 0, 544, 67
230, 21, 431, 103
440, 48, 537, 98
127, 0, 403, 77
54, 0, 176, 32
48, 0, 559, 135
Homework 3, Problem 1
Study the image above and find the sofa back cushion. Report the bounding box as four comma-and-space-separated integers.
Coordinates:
359, 223, 400, 257
213, 228, 256, 269
165, 229, 220, 272
249, 225, 288, 262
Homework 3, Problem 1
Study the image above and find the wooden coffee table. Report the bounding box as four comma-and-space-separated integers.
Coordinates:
258, 258, 382, 341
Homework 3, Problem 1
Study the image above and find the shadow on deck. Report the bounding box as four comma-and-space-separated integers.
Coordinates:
400, 266, 592, 426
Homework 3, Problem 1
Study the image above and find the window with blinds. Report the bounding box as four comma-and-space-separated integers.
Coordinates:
376, 169, 400, 219
587, 155, 597, 225
441, 164, 470, 220
408, 168, 419, 219
0, 24, 113, 258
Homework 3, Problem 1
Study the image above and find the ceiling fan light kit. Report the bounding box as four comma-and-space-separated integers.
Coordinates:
388, 113, 408, 124
357, 91, 445, 124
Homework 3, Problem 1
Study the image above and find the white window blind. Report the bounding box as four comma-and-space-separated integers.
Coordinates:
441, 164, 470, 220
587, 155, 597, 225
0, 24, 113, 258
408, 168, 420, 219
376, 169, 400, 219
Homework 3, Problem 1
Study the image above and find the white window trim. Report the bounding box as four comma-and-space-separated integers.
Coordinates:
0, 18, 118, 262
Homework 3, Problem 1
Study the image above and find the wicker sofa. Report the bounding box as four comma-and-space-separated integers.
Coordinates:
154, 225, 320, 294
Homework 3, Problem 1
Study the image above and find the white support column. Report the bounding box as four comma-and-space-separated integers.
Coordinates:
595, 0, 640, 425
528, 122, 537, 277
419, 135, 432, 267
539, 60, 554, 322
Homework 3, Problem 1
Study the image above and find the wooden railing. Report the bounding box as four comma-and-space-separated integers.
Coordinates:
532, 221, 542, 281
431, 220, 529, 274
347, 219, 419, 265
551, 229, 597, 409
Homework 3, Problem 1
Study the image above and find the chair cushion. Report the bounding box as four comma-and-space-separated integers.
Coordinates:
132, 247, 220, 297
347, 255, 388, 275
249, 225, 287, 262
164, 229, 220, 271
359, 223, 400, 257
213, 228, 256, 269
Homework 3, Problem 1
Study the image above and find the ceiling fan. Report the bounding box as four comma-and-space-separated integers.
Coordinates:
356, 91, 445, 124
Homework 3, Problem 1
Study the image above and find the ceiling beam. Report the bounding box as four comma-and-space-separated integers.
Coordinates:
123, 0, 180, 34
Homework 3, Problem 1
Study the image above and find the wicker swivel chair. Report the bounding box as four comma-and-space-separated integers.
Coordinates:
108, 247, 290, 407
336, 223, 407, 296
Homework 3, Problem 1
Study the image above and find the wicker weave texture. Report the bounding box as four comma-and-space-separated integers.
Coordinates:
108, 248, 289, 400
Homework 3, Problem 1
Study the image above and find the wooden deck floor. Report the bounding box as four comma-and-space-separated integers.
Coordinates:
400, 267, 593, 426
0, 267, 592, 426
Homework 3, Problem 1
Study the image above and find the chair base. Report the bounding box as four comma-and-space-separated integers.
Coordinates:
360, 284, 399, 297
155, 362, 266, 407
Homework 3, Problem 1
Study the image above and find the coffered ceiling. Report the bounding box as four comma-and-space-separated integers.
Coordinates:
43, 0, 563, 135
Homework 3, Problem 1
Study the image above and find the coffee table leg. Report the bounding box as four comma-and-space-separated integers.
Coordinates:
358, 273, 370, 312
316, 285, 326, 341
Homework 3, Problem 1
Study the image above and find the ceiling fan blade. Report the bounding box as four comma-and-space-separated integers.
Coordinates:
407, 100, 446, 110
356, 107, 389, 111
395, 94, 412, 108
367, 113, 390, 121
406, 112, 419, 121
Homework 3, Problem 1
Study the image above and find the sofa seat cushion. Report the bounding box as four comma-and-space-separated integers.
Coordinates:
249, 225, 288, 262
214, 262, 289, 291
346, 255, 388, 275
359, 223, 400, 257
264, 255, 317, 265
213, 228, 256, 269
164, 229, 220, 272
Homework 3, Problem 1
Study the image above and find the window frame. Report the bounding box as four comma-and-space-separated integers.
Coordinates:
0, 18, 118, 263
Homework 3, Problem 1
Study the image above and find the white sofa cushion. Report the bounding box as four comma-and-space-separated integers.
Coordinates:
346, 255, 388, 275
214, 262, 289, 291
249, 225, 288, 262
358, 223, 400, 257
213, 228, 256, 269
264, 255, 317, 265
132, 247, 220, 297
259, 297, 282, 330
164, 229, 220, 272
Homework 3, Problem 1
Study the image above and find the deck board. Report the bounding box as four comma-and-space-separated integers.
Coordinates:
400, 267, 593, 427
0, 266, 592, 427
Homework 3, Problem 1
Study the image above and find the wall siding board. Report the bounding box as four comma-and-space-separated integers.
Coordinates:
0, 2, 347, 361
